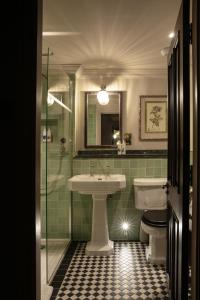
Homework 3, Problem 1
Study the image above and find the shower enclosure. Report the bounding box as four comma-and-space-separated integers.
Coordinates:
41, 49, 74, 297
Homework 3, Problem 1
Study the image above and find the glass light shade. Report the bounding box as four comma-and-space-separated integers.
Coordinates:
97, 90, 109, 105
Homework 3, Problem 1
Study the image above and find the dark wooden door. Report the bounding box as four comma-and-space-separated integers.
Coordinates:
191, 0, 200, 299
167, 1, 190, 299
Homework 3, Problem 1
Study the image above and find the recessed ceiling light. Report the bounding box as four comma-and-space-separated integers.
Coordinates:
168, 32, 175, 39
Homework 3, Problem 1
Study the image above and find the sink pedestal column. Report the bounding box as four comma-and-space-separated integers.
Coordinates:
86, 194, 114, 256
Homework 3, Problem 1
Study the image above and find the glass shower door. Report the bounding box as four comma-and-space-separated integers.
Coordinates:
46, 67, 73, 282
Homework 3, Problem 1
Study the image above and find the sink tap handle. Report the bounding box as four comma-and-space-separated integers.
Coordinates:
90, 161, 95, 176
105, 164, 110, 176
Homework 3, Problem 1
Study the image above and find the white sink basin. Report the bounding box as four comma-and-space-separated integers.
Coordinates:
68, 174, 126, 194
68, 174, 126, 256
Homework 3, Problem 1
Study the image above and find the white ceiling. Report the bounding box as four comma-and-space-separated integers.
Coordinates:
42, 0, 181, 75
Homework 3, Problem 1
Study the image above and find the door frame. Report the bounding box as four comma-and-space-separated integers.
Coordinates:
166, 1, 190, 298
191, 0, 200, 299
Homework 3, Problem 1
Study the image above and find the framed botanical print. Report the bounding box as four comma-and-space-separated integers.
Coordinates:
140, 95, 168, 140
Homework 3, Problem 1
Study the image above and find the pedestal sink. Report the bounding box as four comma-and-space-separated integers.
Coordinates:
68, 174, 126, 255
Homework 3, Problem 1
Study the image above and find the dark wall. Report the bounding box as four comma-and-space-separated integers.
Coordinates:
2, 0, 43, 299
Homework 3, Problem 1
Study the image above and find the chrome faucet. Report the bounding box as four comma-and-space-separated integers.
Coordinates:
105, 164, 110, 177
90, 161, 95, 176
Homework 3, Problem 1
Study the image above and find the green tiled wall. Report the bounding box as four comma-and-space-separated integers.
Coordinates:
40, 151, 72, 239
72, 158, 167, 241
87, 104, 96, 145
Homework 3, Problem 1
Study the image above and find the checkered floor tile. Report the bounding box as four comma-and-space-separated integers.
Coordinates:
54, 242, 169, 300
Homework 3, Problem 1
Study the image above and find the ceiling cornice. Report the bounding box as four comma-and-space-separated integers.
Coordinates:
76, 66, 167, 79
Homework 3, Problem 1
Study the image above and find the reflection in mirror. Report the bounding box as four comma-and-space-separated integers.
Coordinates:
85, 91, 122, 147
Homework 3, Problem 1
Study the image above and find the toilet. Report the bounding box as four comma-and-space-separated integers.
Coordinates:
133, 178, 167, 264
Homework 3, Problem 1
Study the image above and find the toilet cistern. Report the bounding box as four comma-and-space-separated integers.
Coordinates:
68, 174, 126, 256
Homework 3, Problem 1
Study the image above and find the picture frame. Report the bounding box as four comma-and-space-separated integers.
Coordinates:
139, 95, 168, 140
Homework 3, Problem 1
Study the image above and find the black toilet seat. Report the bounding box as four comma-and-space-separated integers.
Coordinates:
142, 210, 167, 228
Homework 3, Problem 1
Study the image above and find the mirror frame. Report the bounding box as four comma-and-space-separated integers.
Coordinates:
85, 91, 123, 148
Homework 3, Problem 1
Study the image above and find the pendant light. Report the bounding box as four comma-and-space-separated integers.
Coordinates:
97, 85, 109, 105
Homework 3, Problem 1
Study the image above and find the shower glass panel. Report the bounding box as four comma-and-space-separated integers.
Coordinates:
46, 66, 72, 283
41, 48, 49, 297
41, 49, 73, 286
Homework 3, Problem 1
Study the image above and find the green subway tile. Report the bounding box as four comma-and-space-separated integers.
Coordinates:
146, 167, 155, 177
114, 160, 122, 168
138, 168, 146, 177
121, 159, 129, 168
111, 168, 122, 174
154, 160, 162, 168
154, 168, 162, 177
161, 168, 167, 177
130, 159, 138, 168
161, 159, 167, 168
73, 169, 80, 175
107, 159, 114, 168
80, 168, 90, 174
138, 159, 146, 168
73, 226, 83, 240
146, 159, 155, 168
122, 168, 130, 177
129, 168, 135, 177
82, 160, 90, 168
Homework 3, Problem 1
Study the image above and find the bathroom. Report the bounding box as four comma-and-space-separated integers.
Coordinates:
41, 65, 169, 299
14, 0, 200, 300
41, 0, 194, 299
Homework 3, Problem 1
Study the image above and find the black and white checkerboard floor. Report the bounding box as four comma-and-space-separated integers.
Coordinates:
53, 242, 169, 300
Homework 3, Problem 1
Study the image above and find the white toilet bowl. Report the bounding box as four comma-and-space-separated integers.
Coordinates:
141, 217, 167, 264
133, 178, 167, 264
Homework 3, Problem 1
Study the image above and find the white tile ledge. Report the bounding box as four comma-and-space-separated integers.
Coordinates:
41, 284, 53, 300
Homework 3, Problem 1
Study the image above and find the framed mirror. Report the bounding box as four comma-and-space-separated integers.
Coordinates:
85, 91, 122, 148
